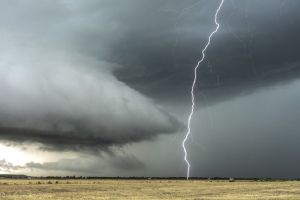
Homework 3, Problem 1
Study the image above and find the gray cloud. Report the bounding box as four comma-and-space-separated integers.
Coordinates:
0, 159, 23, 172
0, 28, 180, 151
110, 0, 300, 103
2, 0, 298, 104
26, 158, 104, 175
188, 81, 300, 178
26, 153, 145, 175
108, 154, 145, 171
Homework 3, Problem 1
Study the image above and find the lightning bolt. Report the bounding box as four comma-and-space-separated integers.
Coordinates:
182, 0, 224, 180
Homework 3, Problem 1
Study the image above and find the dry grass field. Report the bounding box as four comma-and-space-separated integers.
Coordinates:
0, 179, 300, 200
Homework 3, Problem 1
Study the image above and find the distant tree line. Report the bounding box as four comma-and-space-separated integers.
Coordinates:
1, 174, 299, 181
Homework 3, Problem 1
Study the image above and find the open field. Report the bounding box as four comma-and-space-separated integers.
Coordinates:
0, 179, 300, 200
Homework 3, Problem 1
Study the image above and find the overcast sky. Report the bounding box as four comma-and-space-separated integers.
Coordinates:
0, 0, 300, 178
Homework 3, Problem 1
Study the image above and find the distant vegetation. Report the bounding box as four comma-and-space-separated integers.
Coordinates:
1, 174, 299, 181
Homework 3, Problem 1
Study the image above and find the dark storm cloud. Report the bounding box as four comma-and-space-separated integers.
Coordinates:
109, 154, 145, 171
188, 81, 300, 178
0, 1, 182, 151
109, 0, 300, 104
2, 0, 297, 106
1, 0, 297, 103
0, 41, 180, 151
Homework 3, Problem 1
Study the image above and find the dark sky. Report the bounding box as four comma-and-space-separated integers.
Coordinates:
0, 0, 300, 178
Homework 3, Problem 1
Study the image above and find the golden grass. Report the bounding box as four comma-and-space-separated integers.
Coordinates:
0, 179, 300, 200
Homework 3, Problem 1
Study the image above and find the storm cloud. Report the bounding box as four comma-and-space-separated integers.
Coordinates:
2, 0, 299, 106
26, 153, 145, 175
111, 0, 300, 104
0, 25, 180, 151
0, 0, 300, 178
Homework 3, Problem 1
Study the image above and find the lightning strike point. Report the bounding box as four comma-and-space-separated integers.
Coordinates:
182, 0, 224, 180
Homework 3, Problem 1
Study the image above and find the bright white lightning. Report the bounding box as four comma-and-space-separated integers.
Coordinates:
182, 0, 224, 180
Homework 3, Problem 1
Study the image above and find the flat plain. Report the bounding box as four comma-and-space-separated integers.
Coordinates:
0, 179, 300, 200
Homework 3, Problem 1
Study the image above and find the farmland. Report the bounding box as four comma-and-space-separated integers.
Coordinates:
0, 179, 300, 200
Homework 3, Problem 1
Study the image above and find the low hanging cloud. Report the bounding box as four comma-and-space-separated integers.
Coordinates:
26, 158, 105, 175
0, 159, 24, 172
25, 154, 145, 175
0, 34, 180, 152
108, 154, 145, 171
